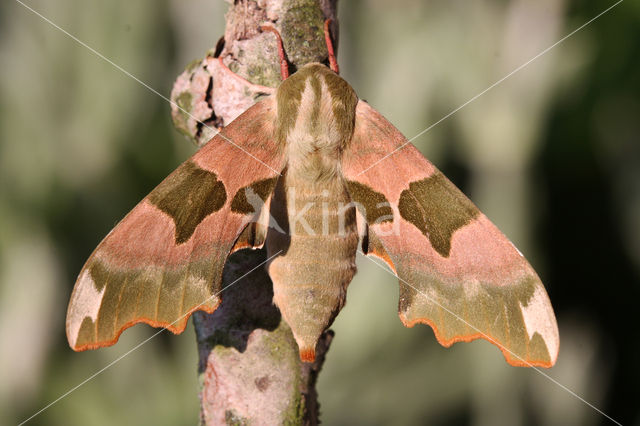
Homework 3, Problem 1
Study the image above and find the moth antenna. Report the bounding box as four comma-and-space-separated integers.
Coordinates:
259, 25, 290, 80
324, 19, 339, 74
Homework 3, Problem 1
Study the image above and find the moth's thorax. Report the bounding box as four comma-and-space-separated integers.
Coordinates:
276, 63, 358, 183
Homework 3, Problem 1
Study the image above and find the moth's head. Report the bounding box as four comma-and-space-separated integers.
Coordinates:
275, 63, 358, 147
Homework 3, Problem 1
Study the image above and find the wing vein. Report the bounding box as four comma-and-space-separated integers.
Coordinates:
112, 276, 128, 337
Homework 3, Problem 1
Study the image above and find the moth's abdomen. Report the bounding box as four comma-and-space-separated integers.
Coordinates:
266, 176, 358, 361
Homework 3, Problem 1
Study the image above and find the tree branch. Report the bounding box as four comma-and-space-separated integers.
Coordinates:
170, 1, 338, 423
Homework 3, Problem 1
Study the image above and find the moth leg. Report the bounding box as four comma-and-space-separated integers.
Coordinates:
324, 19, 339, 74
259, 25, 290, 80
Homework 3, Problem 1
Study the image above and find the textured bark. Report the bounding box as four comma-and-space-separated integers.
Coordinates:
170, 1, 338, 424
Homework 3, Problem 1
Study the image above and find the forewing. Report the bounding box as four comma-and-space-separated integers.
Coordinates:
66, 97, 284, 351
342, 101, 559, 367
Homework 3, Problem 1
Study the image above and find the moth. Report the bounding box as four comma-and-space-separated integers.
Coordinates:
67, 22, 559, 367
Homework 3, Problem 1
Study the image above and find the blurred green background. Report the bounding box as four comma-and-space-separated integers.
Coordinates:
1, 0, 638, 425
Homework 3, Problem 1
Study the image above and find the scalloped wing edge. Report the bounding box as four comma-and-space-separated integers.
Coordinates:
399, 312, 556, 368
69, 300, 221, 352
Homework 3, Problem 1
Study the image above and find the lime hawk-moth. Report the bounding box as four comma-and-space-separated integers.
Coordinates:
66, 22, 558, 367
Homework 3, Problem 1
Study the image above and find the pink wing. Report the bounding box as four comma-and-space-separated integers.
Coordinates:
66, 97, 284, 351
342, 100, 559, 367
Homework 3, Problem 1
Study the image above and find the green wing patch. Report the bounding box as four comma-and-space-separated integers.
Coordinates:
149, 161, 227, 244
399, 269, 553, 366
398, 173, 479, 257
231, 177, 278, 214
74, 255, 222, 349
345, 180, 393, 225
